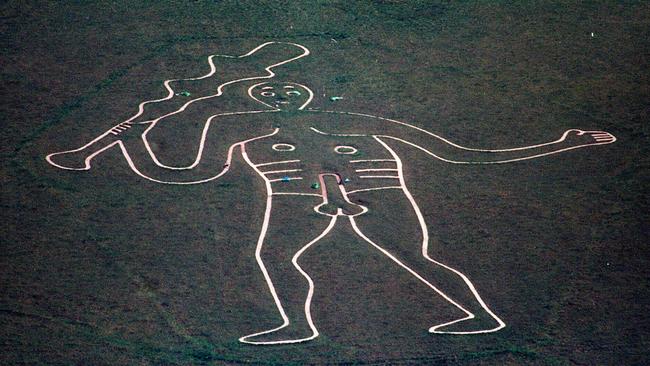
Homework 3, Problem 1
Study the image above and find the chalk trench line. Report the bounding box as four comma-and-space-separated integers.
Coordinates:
45, 42, 617, 345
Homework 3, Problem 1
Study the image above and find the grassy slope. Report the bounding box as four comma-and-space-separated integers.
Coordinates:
1, 1, 649, 364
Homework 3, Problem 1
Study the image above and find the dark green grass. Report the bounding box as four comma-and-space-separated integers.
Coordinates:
2, 1, 649, 365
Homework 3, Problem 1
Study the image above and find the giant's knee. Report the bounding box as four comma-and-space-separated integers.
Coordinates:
260, 252, 314, 282
259, 248, 298, 268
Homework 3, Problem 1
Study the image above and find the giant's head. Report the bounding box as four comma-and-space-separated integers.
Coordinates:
248, 81, 313, 111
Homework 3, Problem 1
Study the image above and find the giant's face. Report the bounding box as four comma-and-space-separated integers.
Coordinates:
249, 82, 312, 110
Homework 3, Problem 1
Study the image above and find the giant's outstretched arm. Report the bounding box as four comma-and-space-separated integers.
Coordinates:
378, 128, 617, 164
46, 114, 277, 184
309, 110, 616, 164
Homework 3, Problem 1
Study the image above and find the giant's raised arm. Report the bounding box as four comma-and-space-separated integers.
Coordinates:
46, 112, 277, 184
46, 41, 312, 181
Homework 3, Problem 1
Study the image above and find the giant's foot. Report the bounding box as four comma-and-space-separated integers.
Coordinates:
429, 312, 505, 335
239, 324, 318, 345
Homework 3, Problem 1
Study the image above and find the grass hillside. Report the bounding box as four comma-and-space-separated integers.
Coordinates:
2, 1, 649, 364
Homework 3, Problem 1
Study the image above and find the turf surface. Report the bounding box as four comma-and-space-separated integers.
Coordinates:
2, 1, 649, 364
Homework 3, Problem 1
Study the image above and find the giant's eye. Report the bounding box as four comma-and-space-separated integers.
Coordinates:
286, 90, 301, 96
261, 91, 275, 97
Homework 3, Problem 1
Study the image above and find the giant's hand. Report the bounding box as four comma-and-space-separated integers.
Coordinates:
560, 129, 617, 147
45, 122, 146, 170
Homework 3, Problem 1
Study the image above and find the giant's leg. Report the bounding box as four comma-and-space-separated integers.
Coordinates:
349, 189, 505, 334
239, 195, 336, 345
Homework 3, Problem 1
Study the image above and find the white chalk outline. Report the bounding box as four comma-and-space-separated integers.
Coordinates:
346, 186, 402, 195
240, 145, 338, 345
349, 159, 397, 163
334, 145, 358, 155
272, 144, 296, 152
249, 81, 314, 111
313, 173, 368, 217
272, 192, 322, 197
268, 177, 303, 183
44, 42, 617, 345
255, 159, 300, 168
372, 136, 506, 334
358, 175, 400, 179
354, 168, 398, 173
46, 41, 310, 170
262, 169, 302, 175
310, 112, 617, 164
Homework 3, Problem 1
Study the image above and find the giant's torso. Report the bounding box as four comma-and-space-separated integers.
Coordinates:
242, 111, 402, 195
